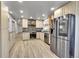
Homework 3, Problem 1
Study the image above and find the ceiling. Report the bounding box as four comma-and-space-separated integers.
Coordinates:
4, 1, 69, 20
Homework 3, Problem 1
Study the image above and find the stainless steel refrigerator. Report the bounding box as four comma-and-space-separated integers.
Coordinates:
57, 14, 75, 58
50, 14, 75, 58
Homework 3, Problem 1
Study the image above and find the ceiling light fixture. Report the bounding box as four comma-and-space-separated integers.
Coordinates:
30, 16, 33, 19
42, 14, 45, 17
9, 11, 13, 14
50, 8, 54, 11
20, 10, 23, 13
18, 1, 23, 3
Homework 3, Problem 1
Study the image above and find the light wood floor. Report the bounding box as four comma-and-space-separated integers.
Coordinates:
9, 35, 58, 58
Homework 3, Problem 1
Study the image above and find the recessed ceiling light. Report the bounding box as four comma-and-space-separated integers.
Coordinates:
9, 11, 13, 14
30, 16, 33, 19
18, 1, 23, 3
20, 10, 23, 13
21, 15, 24, 18
42, 14, 45, 17
50, 8, 54, 11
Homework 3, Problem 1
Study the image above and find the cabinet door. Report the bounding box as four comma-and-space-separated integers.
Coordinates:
68, 2, 76, 14
40, 33, 44, 41
54, 8, 63, 18
64, 4, 69, 15
36, 32, 40, 39
22, 19, 28, 28
36, 20, 43, 28
23, 32, 30, 40
62, 2, 76, 15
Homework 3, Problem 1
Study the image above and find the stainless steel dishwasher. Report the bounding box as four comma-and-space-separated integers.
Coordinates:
44, 32, 50, 45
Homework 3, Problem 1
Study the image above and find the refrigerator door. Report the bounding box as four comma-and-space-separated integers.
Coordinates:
60, 36, 65, 58
50, 34, 54, 52
61, 36, 70, 58
50, 19, 56, 52
57, 36, 70, 58
67, 14, 75, 58
53, 37, 56, 54
57, 16, 66, 57
59, 16, 68, 36
54, 20, 58, 54
50, 18, 58, 54
57, 36, 62, 57
65, 37, 70, 58
57, 16, 69, 58
61, 14, 75, 58
51, 21, 56, 53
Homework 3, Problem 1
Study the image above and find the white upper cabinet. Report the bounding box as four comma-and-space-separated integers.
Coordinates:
54, 8, 63, 18
54, 2, 76, 18
42, 19, 49, 32
36, 20, 43, 28
22, 19, 28, 28
68, 2, 76, 14
62, 2, 76, 15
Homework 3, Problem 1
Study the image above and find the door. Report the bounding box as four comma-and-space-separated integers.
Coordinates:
50, 18, 58, 54
57, 16, 69, 57
50, 19, 56, 53
68, 14, 75, 58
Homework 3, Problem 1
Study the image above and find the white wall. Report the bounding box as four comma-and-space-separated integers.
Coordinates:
0, 2, 19, 57
1, 2, 9, 57
8, 15, 18, 52
75, 2, 79, 58
0, 1, 1, 57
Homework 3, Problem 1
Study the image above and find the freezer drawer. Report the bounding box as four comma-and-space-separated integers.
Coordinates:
57, 36, 70, 58
50, 36, 57, 54
57, 36, 62, 57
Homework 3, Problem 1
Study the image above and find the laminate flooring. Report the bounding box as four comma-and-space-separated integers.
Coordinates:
9, 35, 58, 58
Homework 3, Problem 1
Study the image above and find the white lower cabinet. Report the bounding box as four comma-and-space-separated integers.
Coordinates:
22, 32, 30, 40
40, 32, 44, 41
36, 32, 44, 41
36, 32, 40, 39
